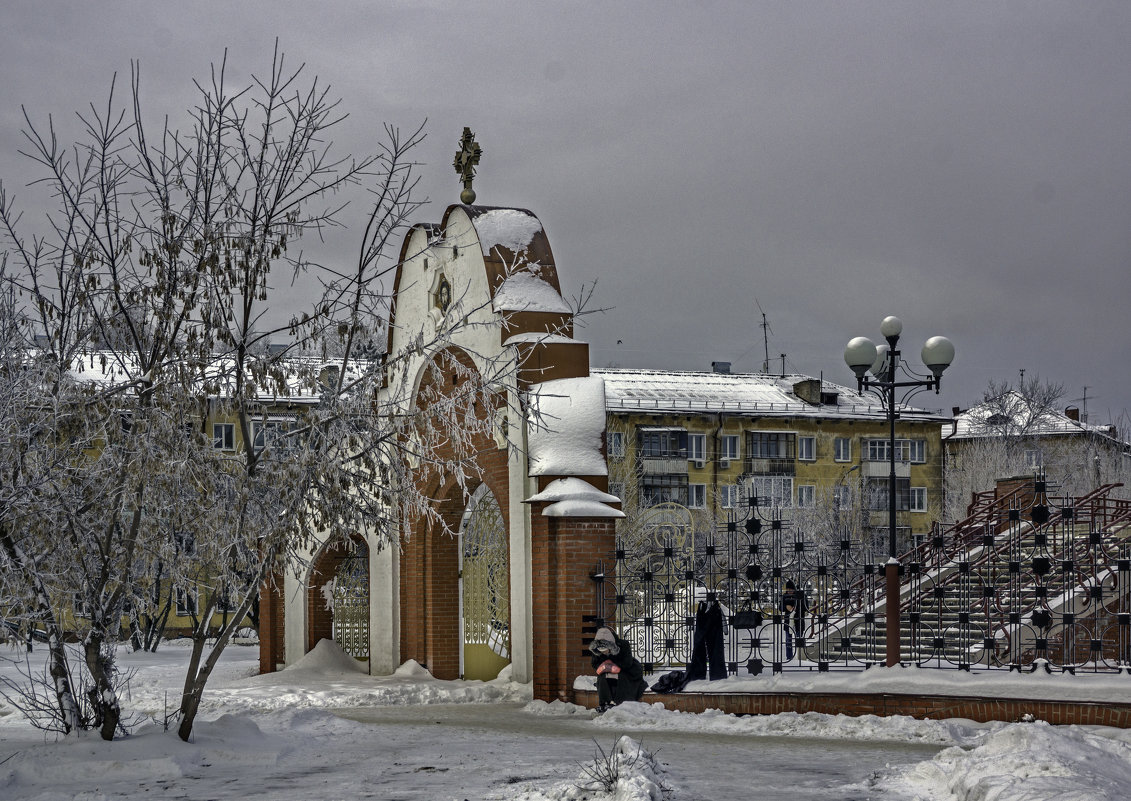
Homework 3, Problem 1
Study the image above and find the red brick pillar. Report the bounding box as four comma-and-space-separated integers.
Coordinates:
258, 572, 285, 674
530, 512, 617, 702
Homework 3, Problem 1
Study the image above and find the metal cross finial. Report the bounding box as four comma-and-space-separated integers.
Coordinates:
453, 127, 483, 204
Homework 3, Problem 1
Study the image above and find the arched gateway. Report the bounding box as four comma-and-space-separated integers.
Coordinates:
259, 186, 624, 702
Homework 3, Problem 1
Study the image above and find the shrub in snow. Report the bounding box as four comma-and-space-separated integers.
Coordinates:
574, 736, 671, 800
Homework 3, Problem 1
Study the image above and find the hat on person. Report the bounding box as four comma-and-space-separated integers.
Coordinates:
589, 627, 620, 656
785, 580, 796, 590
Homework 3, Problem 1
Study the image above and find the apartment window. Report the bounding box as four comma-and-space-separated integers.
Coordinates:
688, 433, 706, 462
749, 476, 793, 508
834, 438, 852, 462
689, 484, 706, 509
865, 439, 890, 462
797, 485, 816, 508
867, 478, 911, 511
833, 484, 852, 510
175, 587, 198, 617
174, 531, 196, 556
798, 436, 816, 461
607, 431, 625, 458
609, 482, 625, 502
213, 423, 235, 450
216, 588, 239, 614
1025, 449, 1043, 469
252, 419, 291, 453
910, 487, 927, 513
720, 435, 739, 461
865, 439, 928, 463
641, 474, 689, 507
747, 432, 794, 459
720, 484, 739, 509
638, 428, 687, 459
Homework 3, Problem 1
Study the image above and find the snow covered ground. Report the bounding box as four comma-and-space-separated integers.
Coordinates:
1, 640, 1130, 800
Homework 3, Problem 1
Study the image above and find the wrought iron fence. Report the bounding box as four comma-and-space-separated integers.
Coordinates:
591, 481, 1131, 677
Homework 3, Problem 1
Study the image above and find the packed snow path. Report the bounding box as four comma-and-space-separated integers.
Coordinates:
5, 640, 1131, 799
334, 702, 942, 800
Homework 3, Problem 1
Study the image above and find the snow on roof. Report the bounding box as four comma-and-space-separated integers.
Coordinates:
593, 368, 944, 421
503, 332, 584, 347
492, 270, 571, 314
65, 350, 373, 404
526, 376, 608, 476
950, 391, 1122, 442
474, 208, 543, 255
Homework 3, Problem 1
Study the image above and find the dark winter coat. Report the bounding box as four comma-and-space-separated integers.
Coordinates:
781, 587, 808, 636
589, 628, 645, 705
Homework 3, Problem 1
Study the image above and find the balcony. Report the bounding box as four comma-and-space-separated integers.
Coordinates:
745, 457, 795, 476
862, 460, 910, 478
640, 457, 688, 475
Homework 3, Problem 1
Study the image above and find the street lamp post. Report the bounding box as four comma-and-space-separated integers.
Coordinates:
844, 316, 954, 667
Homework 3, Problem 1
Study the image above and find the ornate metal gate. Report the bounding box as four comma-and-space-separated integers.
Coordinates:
332, 542, 370, 661
460, 487, 510, 680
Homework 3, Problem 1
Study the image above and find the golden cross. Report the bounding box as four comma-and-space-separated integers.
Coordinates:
453, 127, 482, 204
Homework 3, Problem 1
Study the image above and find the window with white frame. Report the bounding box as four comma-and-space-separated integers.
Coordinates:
865, 438, 928, 463
213, 422, 235, 450
720, 435, 739, 462
867, 478, 911, 511
1025, 449, 1043, 469
798, 436, 816, 461
797, 485, 816, 508
910, 487, 927, 512
175, 587, 198, 617
609, 482, 625, 502
688, 433, 706, 463
689, 484, 706, 508
833, 484, 852, 509
720, 484, 739, 509
607, 431, 625, 458
216, 587, 239, 614
834, 437, 852, 462
72, 592, 89, 619
251, 419, 292, 453
747, 431, 795, 459
865, 439, 890, 462
749, 476, 793, 508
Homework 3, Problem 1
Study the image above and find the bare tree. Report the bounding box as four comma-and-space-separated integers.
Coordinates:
0, 45, 518, 742
944, 375, 1129, 518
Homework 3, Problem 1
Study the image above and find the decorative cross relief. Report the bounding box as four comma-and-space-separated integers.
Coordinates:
453, 127, 482, 204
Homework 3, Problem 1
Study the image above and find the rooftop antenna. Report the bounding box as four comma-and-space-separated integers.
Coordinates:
755, 298, 772, 373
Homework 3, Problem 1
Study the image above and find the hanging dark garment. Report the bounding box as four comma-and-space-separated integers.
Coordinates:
685, 600, 727, 681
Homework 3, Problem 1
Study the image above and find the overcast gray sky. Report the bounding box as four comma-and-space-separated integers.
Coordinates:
2, 1, 1129, 425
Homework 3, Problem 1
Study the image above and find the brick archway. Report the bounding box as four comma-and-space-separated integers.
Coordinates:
306, 535, 369, 657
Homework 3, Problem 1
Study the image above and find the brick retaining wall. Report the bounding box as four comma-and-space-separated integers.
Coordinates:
573, 688, 1131, 727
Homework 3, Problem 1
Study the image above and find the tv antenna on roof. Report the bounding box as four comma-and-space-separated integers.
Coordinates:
756, 297, 772, 373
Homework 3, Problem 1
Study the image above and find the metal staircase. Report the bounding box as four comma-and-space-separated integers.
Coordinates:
824, 481, 1131, 669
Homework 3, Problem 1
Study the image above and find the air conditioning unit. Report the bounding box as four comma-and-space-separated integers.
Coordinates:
719, 459, 730, 469
692, 458, 705, 469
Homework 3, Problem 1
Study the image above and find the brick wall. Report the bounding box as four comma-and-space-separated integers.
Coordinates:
573, 688, 1131, 726
530, 514, 617, 702
258, 572, 285, 673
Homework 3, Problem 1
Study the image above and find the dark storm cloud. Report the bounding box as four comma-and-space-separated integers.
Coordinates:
1, 1, 1128, 423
